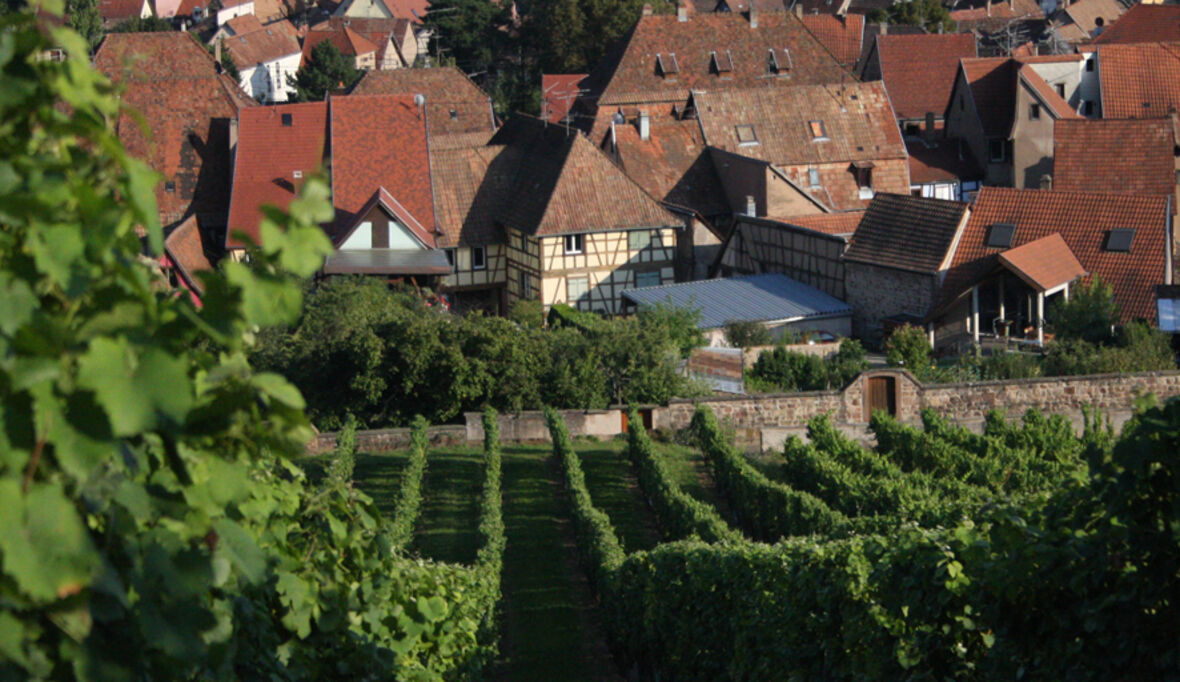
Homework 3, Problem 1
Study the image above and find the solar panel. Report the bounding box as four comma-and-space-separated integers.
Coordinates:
985, 222, 1016, 248
1105, 229, 1135, 252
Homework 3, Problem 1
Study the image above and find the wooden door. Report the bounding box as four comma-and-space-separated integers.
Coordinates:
621, 410, 630, 434
866, 376, 896, 420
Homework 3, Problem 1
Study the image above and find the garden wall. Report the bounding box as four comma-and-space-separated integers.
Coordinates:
307, 370, 1180, 453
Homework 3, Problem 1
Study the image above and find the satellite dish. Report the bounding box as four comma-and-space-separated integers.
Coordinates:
414, 93, 426, 107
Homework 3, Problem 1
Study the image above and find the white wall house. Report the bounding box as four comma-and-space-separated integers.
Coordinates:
238, 51, 301, 102
223, 21, 302, 103
216, 0, 254, 25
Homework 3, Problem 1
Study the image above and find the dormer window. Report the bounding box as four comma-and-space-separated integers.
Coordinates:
808, 167, 821, 187
735, 124, 758, 146
769, 48, 791, 75
986, 222, 1016, 248
711, 50, 734, 76
809, 120, 828, 141
1105, 229, 1134, 252
852, 161, 873, 199
656, 52, 680, 78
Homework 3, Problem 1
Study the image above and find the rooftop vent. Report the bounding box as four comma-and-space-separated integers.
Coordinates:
1105, 228, 1134, 252
986, 222, 1016, 248
735, 124, 757, 145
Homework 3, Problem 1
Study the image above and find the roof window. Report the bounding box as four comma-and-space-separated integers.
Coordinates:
808, 120, 828, 141
735, 124, 758, 145
281, 113, 293, 126
986, 222, 1016, 248
711, 50, 734, 75
1105, 228, 1134, 252
768, 48, 792, 75
656, 52, 679, 77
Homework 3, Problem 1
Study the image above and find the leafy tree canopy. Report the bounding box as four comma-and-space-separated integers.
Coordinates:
107, 15, 175, 32
1048, 276, 1118, 344
287, 39, 361, 102
867, 0, 954, 34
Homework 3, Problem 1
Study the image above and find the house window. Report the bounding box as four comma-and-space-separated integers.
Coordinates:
567, 276, 589, 301
735, 124, 758, 146
988, 138, 1006, 162
985, 222, 1016, 248
1029, 103, 1040, 120
656, 52, 680, 77
768, 48, 791, 75
1105, 229, 1135, 252
1081, 100, 1095, 116
853, 162, 873, 199
164, 181, 176, 192
444, 248, 456, 271
635, 271, 661, 288
564, 234, 584, 254
519, 270, 530, 298
1085, 58, 1095, 72
808, 167, 821, 187
629, 230, 652, 250
472, 246, 486, 270
1055, 83, 1065, 98
809, 120, 828, 141
711, 50, 734, 76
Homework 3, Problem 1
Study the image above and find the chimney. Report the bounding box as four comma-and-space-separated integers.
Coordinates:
677, 0, 688, 22
1040, 174, 1053, 190
610, 118, 618, 154
745, 195, 756, 216
986, 0, 991, 16
924, 111, 936, 143
637, 110, 650, 141
214, 38, 222, 68
750, 5, 758, 28
794, 2, 803, 18
642, 2, 652, 15
879, 21, 887, 35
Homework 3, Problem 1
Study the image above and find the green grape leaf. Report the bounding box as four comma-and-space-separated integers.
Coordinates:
212, 519, 266, 585
251, 373, 306, 410
0, 480, 98, 603
0, 273, 36, 336
76, 337, 193, 436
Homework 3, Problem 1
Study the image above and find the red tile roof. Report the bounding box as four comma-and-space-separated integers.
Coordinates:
98, 0, 146, 22
430, 144, 521, 247
997, 233, 1087, 292
329, 94, 435, 236
960, 57, 1018, 137
906, 138, 983, 184
775, 210, 865, 236
937, 187, 1171, 323
164, 215, 213, 294
223, 19, 300, 66
584, 12, 851, 107
223, 14, 263, 35
226, 102, 329, 247
350, 67, 496, 137
873, 33, 976, 120
800, 14, 864, 68
949, 0, 1043, 23
844, 193, 968, 273
610, 115, 730, 216
542, 74, 587, 124
1057, 0, 1125, 41
93, 32, 255, 232
302, 25, 381, 68
695, 81, 907, 166
1053, 117, 1177, 203
1093, 4, 1180, 45
1097, 42, 1180, 119
335, 187, 437, 247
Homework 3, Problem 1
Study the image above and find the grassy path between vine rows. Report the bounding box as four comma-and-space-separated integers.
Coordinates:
577, 440, 662, 552
351, 452, 407, 517
412, 447, 485, 565
654, 441, 742, 530
491, 445, 621, 681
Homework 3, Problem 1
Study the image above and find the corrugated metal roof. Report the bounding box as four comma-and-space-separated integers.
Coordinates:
621, 273, 851, 329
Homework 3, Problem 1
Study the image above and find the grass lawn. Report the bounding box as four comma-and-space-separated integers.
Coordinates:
412, 447, 486, 565
351, 452, 408, 518
491, 445, 620, 682
575, 439, 662, 553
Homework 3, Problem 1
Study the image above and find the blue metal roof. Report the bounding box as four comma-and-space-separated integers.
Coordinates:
621, 273, 852, 329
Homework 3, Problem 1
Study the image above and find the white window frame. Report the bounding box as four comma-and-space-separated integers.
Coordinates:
471, 246, 486, 270
564, 233, 584, 254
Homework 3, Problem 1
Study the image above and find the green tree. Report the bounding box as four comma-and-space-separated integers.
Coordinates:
423, 0, 505, 71
1048, 277, 1118, 344
287, 40, 361, 102
65, 0, 101, 49
867, 0, 954, 33
724, 319, 773, 349
107, 15, 175, 32
884, 324, 933, 375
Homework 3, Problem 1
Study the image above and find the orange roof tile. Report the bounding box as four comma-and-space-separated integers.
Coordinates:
584, 12, 851, 108
844, 193, 968, 273
223, 19, 300, 66
997, 233, 1086, 292
226, 102, 329, 247
800, 14, 864, 68
937, 187, 1171, 323
430, 144, 521, 247
1052, 117, 1177, 204
301, 25, 381, 68
1017, 64, 1079, 119
949, 0, 1043, 23
329, 94, 435, 235
223, 14, 263, 35
906, 138, 983, 184
542, 74, 587, 124
1097, 42, 1180, 119
873, 33, 977, 120
610, 114, 730, 216
350, 67, 496, 137
164, 215, 213, 294
775, 210, 865, 236
98, 0, 146, 21
1059, 0, 1125, 38
93, 32, 255, 232
1093, 4, 1180, 45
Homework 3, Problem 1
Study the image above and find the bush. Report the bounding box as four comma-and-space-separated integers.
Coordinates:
884, 324, 932, 374
388, 416, 430, 549
828, 338, 869, 386
1048, 277, 1118, 344
723, 319, 772, 348
749, 346, 829, 391
508, 298, 544, 328
980, 351, 1042, 380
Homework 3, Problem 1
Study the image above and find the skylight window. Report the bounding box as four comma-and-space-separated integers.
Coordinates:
281, 113, 293, 126
986, 222, 1016, 248
1105, 229, 1135, 252
735, 124, 758, 145
656, 52, 680, 77
809, 120, 828, 141
711, 50, 734, 74
768, 48, 792, 75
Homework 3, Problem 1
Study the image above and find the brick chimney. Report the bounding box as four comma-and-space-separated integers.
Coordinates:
677, 0, 688, 22
642, 3, 652, 15
637, 110, 650, 141
750, 4, 758, 28
794, 2, 803, 18
879, 21, 887, 34
214, 38, 223, 69
1040, 174, 1053, 190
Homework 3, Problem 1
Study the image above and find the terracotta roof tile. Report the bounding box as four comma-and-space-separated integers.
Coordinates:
164, 215, 213, 293
301, 25, 381, 68
224, 14, 263, 35
584, 12, 851, 108
906, 138, 983, 184
98, 0, 146, 22
997, 233, 1087, 292
490, 118, 681, 236
1018, 64, 1079, 119
774, 210, 865, 236
542, 74, 588, 123
695, 81, 907, 165
94, 32, 255, 232
1053, 117, 1177, 202
430, 144, 521, 247
960, 56, 1018, 137
950, 0, 1043, 23
857, 23, 926, 72
1058, 0, 1125, 38
800, 14, 864, 68
253, 0, 299, 22
350, 67, 496, 136
610, 114, 729, 216
223, 20, 300, 66
844, 193, 968, 272
1097, 42, 1180, 119
873, 33, 976, 120
329, 94, 434, 235
1093, 4, 1180, 45
226, 102, 329, 247
937, 187, 1171, 322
